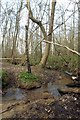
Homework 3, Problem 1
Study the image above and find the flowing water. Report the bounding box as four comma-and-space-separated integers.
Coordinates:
2, 74, 74, 102
2, 82, 67, 102
3, 88, 26, 102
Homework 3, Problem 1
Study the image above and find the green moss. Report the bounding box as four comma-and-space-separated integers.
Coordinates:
0, 70, 9, 87
0, 70, 2, 76
19, 72, 39, 83
0, 70, 7, 77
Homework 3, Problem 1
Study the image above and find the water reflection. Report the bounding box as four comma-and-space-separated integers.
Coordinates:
3, 88, 26, 101
48, 82, 61, 97
2, 80, 70, 102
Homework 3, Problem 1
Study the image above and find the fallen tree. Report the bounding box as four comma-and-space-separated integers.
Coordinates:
43, 40, 80, 56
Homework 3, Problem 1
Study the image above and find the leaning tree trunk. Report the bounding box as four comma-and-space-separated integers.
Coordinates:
26, 0, 56, 68
39, 0, 56, 67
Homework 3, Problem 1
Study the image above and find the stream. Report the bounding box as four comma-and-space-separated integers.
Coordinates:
2, 75, 76, 119
2, 82, 68, 103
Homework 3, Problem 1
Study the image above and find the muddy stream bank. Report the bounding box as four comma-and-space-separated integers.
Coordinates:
1, 63, 80, 119
2, 76, 76, 119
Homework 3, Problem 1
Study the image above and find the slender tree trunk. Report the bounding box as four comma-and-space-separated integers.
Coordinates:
35, 27, 38, 62
78, 0, 80, 80
40, 29, 42, 60
2, 36, 5, 57
12, 35, 16, 64
25, 0, 31, 73
12, 0, 23, 63
25, 25, 31, 73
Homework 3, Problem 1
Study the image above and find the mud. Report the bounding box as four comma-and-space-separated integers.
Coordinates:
1, 62, 80, 119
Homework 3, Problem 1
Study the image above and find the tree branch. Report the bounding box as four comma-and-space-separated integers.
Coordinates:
43, 40, 80, 56
26, 3, 47, 40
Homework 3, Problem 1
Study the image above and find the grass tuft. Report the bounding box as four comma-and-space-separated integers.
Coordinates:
19, 72, 39, 83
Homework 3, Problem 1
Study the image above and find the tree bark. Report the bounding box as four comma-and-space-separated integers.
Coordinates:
25, 25, 31, 73
78, 0, 80, 80
25, 0, 31, 73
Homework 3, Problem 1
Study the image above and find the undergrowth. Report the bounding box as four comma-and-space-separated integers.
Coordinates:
19, 72, 39, 83
0, 70, 9, 87
47, 54, 78, 73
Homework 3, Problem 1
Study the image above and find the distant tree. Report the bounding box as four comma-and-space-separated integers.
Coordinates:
78, 0, 80, 79
12, 0, 23, 63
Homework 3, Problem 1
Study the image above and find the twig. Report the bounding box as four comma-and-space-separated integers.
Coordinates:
0, 102, 19, 114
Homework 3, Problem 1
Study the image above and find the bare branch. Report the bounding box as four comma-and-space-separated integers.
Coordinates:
43, 40, 80, 56
26, 3, 47, 40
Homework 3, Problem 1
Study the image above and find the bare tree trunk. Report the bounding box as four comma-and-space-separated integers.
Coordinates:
12, 35, 16, 64
12, 0, 23, 63
25, 25, 31, 73
26, 0, 56, 68
39, 0, 56, 67
40, 29, 42, 60
2, 16, 8, 57
25, 0, 31, 73
35, 27, 38, 62
30, 31, 34, 57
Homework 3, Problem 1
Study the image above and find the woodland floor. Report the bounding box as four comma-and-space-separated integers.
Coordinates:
0, 62, 80, 119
